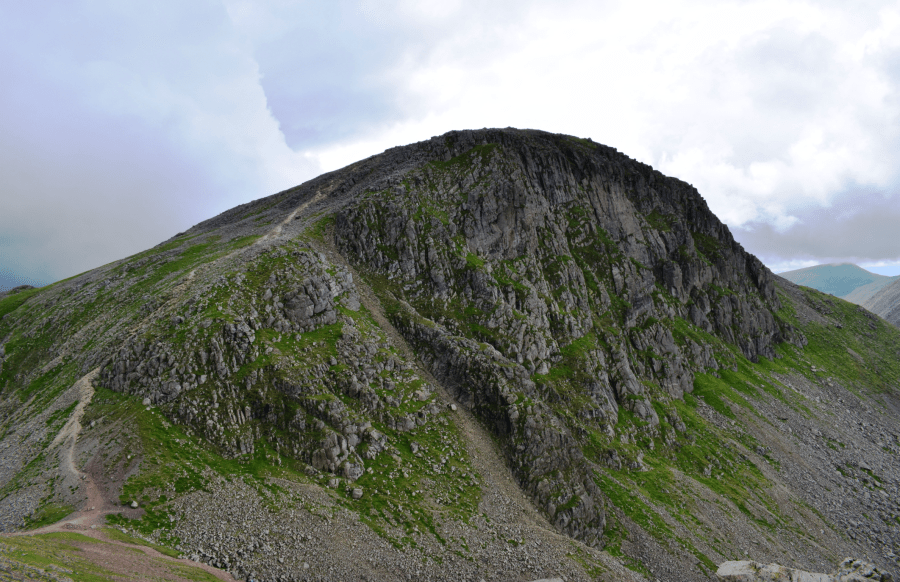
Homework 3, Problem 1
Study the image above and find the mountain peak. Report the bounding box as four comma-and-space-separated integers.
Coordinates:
779, 262, 898, 304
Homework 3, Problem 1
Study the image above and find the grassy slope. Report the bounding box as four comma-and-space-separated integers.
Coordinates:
779, 263, 897, 302
0, 223, 492, 574
0, 531, 223, 581
589, 281, 900, 573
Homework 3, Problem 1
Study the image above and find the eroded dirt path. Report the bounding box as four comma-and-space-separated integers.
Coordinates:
2, 370, 237, 581
1, 528, 239, 582
258, 192, 325, 244
49, 369, 97, 473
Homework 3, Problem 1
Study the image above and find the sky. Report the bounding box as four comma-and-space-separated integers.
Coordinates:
2, 0, 900, 291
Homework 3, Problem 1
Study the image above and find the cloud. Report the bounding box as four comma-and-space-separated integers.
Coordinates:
3, 0, 900, 289
0, 1, 320, 288
226, 0, 555, 150
733, 187, 900, 271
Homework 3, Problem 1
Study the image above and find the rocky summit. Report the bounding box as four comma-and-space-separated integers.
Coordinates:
1, 128, 899, 582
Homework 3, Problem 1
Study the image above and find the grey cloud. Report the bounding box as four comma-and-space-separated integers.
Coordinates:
0, 1, 297, 286
249, 0, 561, 150
248, 3, 434, 149
672, 26, 844, 170
0, 83, 222, 285
735, 27, 837, 114
733, 188, 900, 265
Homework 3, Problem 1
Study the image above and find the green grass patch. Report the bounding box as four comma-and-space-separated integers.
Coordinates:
428, 143, 498, 172
465, 253, 484, 269
131, 237, 223, 292
339, 414, 482, 548
307, 215, 335, 241
46, 401, 78, 427
645, 210, 674, 232
691, 374, 739, 418
227, 234, 261, 250
691, 231, 723, 262
24, 502, 75, 529
102, 527, 182, 558
0, 286, 42, 319
596, 471, 673, 541
0, 532, 119, 582
560, 333, 597, 359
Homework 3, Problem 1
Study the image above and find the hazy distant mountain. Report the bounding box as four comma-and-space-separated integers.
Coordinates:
864, 276, 900, 327
778, 263, 898, 304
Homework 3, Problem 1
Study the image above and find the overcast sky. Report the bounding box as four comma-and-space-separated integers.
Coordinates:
2, 0, 899, 291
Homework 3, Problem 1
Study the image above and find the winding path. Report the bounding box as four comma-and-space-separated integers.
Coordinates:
2, 370, 238, 581
0, 191, 343, 580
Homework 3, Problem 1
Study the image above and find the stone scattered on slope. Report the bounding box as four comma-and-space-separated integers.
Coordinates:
717, 558, 893, 582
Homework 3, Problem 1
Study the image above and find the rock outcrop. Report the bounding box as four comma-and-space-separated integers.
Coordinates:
333, 128, 804, 543
81, 129, 819, 550
717, 558, 893, 582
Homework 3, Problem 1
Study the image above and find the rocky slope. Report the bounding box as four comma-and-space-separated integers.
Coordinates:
863, 278, 900, 328
717, 558, 893, 582
1, 128, 898, 582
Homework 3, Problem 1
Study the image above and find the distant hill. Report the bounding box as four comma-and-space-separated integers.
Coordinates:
778, 263, 898, 304
864, 277, 900, 327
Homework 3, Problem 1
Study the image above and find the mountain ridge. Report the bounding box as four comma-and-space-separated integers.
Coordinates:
779, 263, 899, 305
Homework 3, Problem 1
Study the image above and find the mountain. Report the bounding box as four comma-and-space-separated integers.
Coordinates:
779, 264, 900, 327
779, 263, 898, 304
1, 128, 899, 582
864, 277, 900, 328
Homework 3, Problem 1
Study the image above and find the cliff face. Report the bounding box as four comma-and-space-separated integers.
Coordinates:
332, 128, 802, 543
2, 128, 899, 582
336, 130, 795, 362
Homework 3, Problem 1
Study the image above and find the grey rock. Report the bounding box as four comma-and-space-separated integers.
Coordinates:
717, 559, 893, 582
835, 558, 893, 582
343, 462, 364, 482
